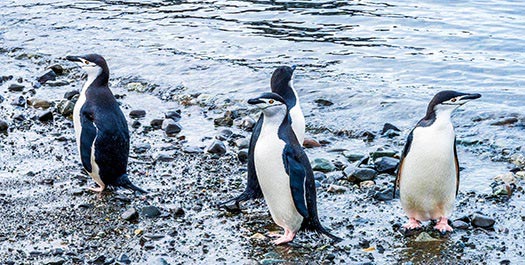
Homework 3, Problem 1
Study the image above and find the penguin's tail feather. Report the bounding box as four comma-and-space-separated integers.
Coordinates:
113, 174, 148, 194
302, 217, 343, 243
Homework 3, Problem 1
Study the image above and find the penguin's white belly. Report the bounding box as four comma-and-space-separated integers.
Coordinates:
254, 135, 303, 232
400, 126, 457, 221
289, 105, 305, 144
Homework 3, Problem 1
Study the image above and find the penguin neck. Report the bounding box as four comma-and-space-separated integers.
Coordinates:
82, 67, 109, 94
260, 107, 288, 139
421, 108, 454, 131
272, 80, 298, 108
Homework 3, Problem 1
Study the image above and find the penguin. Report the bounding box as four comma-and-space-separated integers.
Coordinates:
247, 92, 340, 244
222, 65, 305, 208
394, 90, 481, 232
66, 54, 146, 193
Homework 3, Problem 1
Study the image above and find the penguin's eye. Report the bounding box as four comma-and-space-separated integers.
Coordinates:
84, 60, 89, 65
451, 98, 457, 102
269, 99, 275, 104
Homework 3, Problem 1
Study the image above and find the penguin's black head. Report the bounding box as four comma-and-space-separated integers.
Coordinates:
66, 54, 109, 78
248, 92, 287, 117
426, 90, 481, 116
271, 65, 296, 95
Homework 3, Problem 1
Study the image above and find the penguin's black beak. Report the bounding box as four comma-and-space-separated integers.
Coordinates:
248, 98, 264, 105
65, 55, 83, 62
460, 93, 482, 101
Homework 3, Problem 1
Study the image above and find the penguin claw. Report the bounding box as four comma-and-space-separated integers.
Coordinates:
434, 217, 453, 233
87, 186, 105, 193
402, 218, 422, 230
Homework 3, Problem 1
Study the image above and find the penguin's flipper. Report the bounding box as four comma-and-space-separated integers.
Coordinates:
394, 129, 414, 198
283, 145, 309, 218
79, 104, 97, 173
454, 137, 460, 196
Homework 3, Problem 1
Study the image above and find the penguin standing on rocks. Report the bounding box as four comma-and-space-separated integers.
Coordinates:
247, 92, 340, 244
222, 65, 305, 208
395, 90, 481, 232
66, 54, 146, 193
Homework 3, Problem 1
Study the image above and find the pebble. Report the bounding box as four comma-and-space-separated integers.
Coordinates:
342, 151, 365, 162
29, 98, 52, 109
471, 213, 495, 228
162, 119, 182, 135
57, 100, 75, 117
360, 180, 375, 188
11, 96, 26, 107
381, 123, 400, 134
0, 95, 4, 103
510, 153, 525, 168
327, 184, 347, 193
37, 69, 57, 84
234, 138, 250, 149
216, 129, 233, 140
165, 109, 182, 122
0, 120, 8, 132
38, 110, 54, 122
155, 153, 174, 162
347, 168, 378, 182
490, 117, 518, 126
303, 138, 321, 148
129, 109, 146, 119
240, 116, 256, 131
374, 157, 399, 174
414, 232, 439, 242
49, 64, 65, 75
8, 83, 24, 92
451, 220, 470, 230
134, 143, 151, 154
117, 254, 132, 264
46, 80, 70, 87
142, 206, 161, 218
64, 90, 80, 100
126, 82, 148, 92
311, 158, 336, 172
314, 172, 327, 181
214, 110, 238, 127
182, 145, 203, 154
373, 188, 394, 201
314, 98, 334, 106
42, 257, 66, 265
121, 208, 139, 221
369, 150, 397, 160
150, 119, 163, 129
207, 140, 227, 155
238, 149, 248, 163
131, 120, 141, 128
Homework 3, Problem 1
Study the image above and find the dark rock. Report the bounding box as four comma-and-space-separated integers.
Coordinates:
142, 206, 161, 218
214, 110, 238, 127
38, 69, 57, 84
0, 95, 4, 103
383, 129, 400, 138
216, 129, 233, 140
90, 255, 106, 264
11, 96, 26, 107
8, 83, 24, 92
38, 110, 54, 122
381, 123, 400, 134
314, 172, 327, 181
207, 140, 227, 155
182, 145, 203, 154
13, 114, 26, 121
30, 98, 52, 109
57, 100, 75, 117
162, 119, 182, 136
347, 168, 378, 183
374, 157, 400, 174
155, 153, 174, 162
0, 120, 8, 132
173, 207, 185, 217
0, 75, 13, 84
311, 158, 336, 172
471, 214, 495, 229
165, 109, 182, 122
234, 138, 250, 149
303, 138, 322, 148
452, 220, 470, 230
121, 208, 139, 221
240, 116, 256, 131
46, 80, 70, 87
129, 109, 146, 119
150, 119, 163, 129
64, 90, 79, 100
373, 187, 394, 201
134, 143, 151, 154
117, 254, 132, 264
314, 98, 334, 106
343, 151, 365, 162
238, 149, 248, 163
361, 131, 375, 142
370, 150, 397, 160
49, 64, 65, 75
43, 258, 65, 265
131, 120, 141, 128
491, 118, 518, 126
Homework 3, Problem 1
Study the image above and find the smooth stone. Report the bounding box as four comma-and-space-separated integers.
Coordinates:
150, 119, 163, 129
29, 98, 52, 109
142, 206, 161, 218
11, 96, 26, 107
373, 188, 394, 201
46, 80, 70, 87
303, 138, 321, 148
0, 120, 8, 132
121, 208, 138, 221
348, 168, 378, 182
131, 120, 141, 128
342, 151, 365, 162
64, 90, 80, 100
314, 172, 327, 181
490, 117, 518, 126
129, 109, 146, 119
117, 254, 132, 264
182, 145, 203, 154
13, 114, 25, 121
369, 150, 397, 160
311, 158, 336, 173
38, 110, 54, 122
240, 116, 256, 131
216, 129, 233, 140
238, 149, 248, 163
381, 123, 400, 134
42, 258, 66, 265
162, 119, 182, 135
207, 140, 227, 155
471, 214, 495, 228
0, 95, 4, 103
8, 83, 24, 92
314, 98, 334, 106
327, 184, 347, 193
165, 109, 182, 122
49, 64, 65, 75
57, 100, 75, 117
155, 153, 174, 162
37, 69, 57, 84
451, 220, 470, 229
414, 232, 439, 242
374, 157, 400, 174
133, 143, 151, 154
234, 138, 250, 149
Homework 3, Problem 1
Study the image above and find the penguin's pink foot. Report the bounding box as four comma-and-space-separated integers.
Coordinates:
272, 228, 296, 245
434, 217, 453, 233
88, 186, 105, 193
403, 218, 422, 230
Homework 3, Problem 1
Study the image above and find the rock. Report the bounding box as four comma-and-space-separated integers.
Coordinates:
414, 232, 439, 242
13, 114, 25, 121
510, 153, 525, 168
303, 138, 321, 148
0, 95, 4, 103
369, 150, 397, 160
492, 184, 511, 196
126, 82, 148, 92
165, 109, 182, 122
131, 120, 141, 128
451, 220, 470, 230
311, 158, 336, 172
214, 110, 238, 127
314, 98, 334, 106
134, 143, 151, 154
38, 110, 54, 122
29, 98, 52, 109
162, 119, 182, 136
216, 129, 233, 140
491, 118, 518, 126
129, 109, 146, 119
207, 140, 227, 155
46, 80, 70, 87
42, 257, 66, 265
121, 208, 138, 221
373, 188, 394, 201
57, 100, 75, 117
182, 145, 203, 154
38, 69, 57, 84
342, 151, 365, 162
327, 184, 347, 193
347, 168, 378, 183
471, 214, 495, 229
117, 254, 132, 264
0, 120, 8, 132
240, 116, 256, 131
250, 233, 266, 240
374, 157, 400, 174
234, 138, 250, 149
8, 83, 24, 92
11, 96, 26, 107
381, 123, 400, 134
150, 119, 163, 129
64, 90, 79, 100
238, 149, 248, 163
142, 206, 161, 218
49, 64, 65, 75
360, 180, 375, 188
383, 129, 400, 138
155, 153, 174, 162
314, 172, 327, 181
361, 131, 375, 142
173, 207, 185, 217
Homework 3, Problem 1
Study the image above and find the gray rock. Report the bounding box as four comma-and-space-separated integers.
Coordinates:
216, 129, 233, 140
150, 119, 163, 129
348, 168, 378, 183
370, 150, 397, 160
162, 119, 182, 135
342, 151, 365, 162
235, 138, 250, 149
165, 109, 181, 122
214, 110, 238, 127
29, 98, 52, 109
327, 184, 347, 193
414, 232, 439, 242
491, 117, 518, 126
38, 69, 57, 84
13, 114, 25, 121
121, 208, 138, 221
117, 254, 132, 264
311, 158, 336, 173
510, 153, 525, 168
38, 110, 54, 122
383, 129, 401, 138
207, 140, 227, 155
238, 149, 248, 163
131, 120, 141, 129
0, 120, 8, 132
11, 96, 26, 107
64, 90, 79, 100
129, 109, 146, 119
8, 83, 24, 92
0, 95, 4, 103
381, 123, 400, 134
374, 157, 400, 174
42, 257, 66, 265
471, 214, 495, 228
142, 206, 161, 218
314, 172, 327, 181
451, 220, 470, 229
155, 153, 174, 162
182, 145, 203, 154
45, 80, 70, 87
314, 98, 334, 106
373, 188, 394, 201
57, 100, 75, 117
49, 64, 65, 75
133, 143, 151, 154
240, 116, 256, 131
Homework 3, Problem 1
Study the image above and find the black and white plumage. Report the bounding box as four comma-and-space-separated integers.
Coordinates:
66, 54, 146, 193
222, 66, 305, 208
394, 90, 481, 232
247, 92, 340, 244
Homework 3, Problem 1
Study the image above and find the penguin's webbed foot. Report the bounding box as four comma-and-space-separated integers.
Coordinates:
402, 217, 422, 230
272, 228, 296, 245
434, 217, 453, 233
88, 186, 105, 193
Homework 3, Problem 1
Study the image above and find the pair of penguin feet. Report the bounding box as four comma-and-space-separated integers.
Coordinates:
269, 228, 296, 245
403, 217, 453, 233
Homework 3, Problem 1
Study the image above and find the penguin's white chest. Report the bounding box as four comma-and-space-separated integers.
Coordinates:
73, 92, 86, 149
254, 126, 303, 232
289, 105, 305, 144
400, 122, 457, 221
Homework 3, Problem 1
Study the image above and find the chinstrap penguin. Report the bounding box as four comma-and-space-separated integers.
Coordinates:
222, 65, 305, 208
66, 54, 147, 194
395, 90, 481, 232
247, 92, 340, 244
